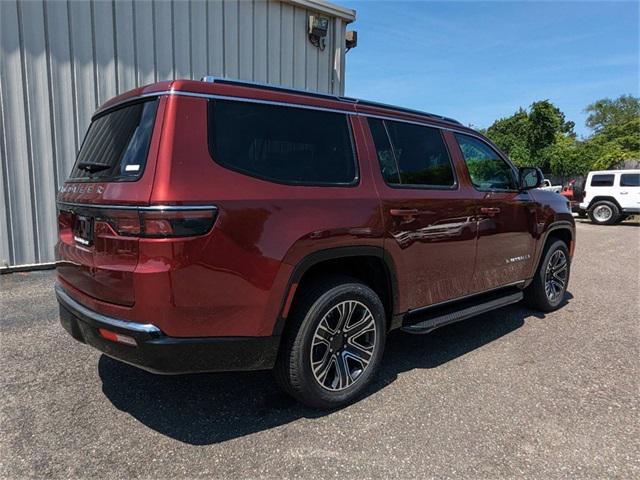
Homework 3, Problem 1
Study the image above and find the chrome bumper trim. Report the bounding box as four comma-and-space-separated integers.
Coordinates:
55, 284, 161, 334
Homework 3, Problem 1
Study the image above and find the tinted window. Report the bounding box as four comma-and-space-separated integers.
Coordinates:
370, 119, 455, 187
208, 100, 356, 185
455, 134, 517, 190
70, 99, 158, 181
620, 173, 639, 187
590, 174, 614, 187
368, 119, 400, 184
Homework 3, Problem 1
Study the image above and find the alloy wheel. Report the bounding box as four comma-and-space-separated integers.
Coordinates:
593, 204, 613, 222
544, 250, 568, 302
310, 300, 377, 392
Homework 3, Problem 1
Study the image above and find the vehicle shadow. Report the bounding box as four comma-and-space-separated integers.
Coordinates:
99, 293, 573, 445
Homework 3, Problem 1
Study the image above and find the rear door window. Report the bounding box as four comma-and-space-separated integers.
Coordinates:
590, 174, 615, 187
69, 99, 158, 181
620, 173, 640, 187
368, 118, 400, 184
455, 134, 517, 191
208, 100, 357, 185
368, 118, 455, 188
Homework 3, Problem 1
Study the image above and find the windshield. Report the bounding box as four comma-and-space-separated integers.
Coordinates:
69, 99, 158, 181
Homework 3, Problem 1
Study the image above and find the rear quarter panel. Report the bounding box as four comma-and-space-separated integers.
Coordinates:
146, 95, 384, 337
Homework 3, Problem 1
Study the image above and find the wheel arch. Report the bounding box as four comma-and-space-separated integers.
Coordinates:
588, 196, 622, 211
272, 246, 399, 335
530, 221, 575, 281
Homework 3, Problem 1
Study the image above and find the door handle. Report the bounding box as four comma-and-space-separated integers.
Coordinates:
620, 192, 628, 195
480, 207, 501, 216
390, 208, 419, 217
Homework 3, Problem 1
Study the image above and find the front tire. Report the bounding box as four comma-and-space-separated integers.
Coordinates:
524, 239, 570, 312
275, 277, 386, 409
588, 201, 619, 225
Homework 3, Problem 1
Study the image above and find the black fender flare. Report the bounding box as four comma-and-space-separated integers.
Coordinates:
528, 220, 575, 284
272, 246, 399, 335
587, 196, 622, 211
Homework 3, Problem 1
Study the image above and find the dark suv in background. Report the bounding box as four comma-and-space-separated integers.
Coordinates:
56, 78, 575, 408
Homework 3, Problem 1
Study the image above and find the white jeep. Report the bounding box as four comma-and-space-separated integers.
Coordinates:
579, 169, 640, 224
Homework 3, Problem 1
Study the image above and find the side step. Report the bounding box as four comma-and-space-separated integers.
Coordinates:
401, 290, 524, 335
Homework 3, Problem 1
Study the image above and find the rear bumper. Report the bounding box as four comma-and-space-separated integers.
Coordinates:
55, 285, 280, 374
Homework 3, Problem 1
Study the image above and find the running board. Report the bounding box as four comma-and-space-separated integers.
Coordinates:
401, 291, 523, 335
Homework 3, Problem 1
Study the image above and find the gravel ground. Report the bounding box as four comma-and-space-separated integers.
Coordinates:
1, 219, 639, 479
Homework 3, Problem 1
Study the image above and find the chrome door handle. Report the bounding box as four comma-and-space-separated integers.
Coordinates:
480, 207, 501, 216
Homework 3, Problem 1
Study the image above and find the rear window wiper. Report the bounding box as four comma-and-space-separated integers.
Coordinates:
77, 161, 111, 173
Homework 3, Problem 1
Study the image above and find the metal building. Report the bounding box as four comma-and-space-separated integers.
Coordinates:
0, 0, 356, 270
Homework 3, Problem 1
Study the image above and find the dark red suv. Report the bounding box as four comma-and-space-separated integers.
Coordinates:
56, 78, 575, 408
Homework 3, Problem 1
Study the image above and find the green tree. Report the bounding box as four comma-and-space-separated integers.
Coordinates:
485, 109, 531, 166
585, 94, 640, 132
528, 100, 575, 154
584, 95, 640, 170
545, 135, 592, 176
485, 100, 573, 171
484, 95, 639, 176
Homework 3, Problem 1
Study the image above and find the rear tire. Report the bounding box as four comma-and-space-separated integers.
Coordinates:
274, 276, 386, 409
524, 239, 570, 312
588, 201, 619, 225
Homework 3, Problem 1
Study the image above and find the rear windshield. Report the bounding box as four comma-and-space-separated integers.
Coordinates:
69, 99, 158, 181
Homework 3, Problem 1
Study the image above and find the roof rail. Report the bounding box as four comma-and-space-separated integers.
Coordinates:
353, 99, 462, 125
199, 76, 461, 125
200, 76, 351, 102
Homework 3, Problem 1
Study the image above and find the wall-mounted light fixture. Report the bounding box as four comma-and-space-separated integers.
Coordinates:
308, 15, 329, 51
345, 30, 357, 52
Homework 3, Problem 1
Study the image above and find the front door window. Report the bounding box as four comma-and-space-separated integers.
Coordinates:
454, 134, 517, 191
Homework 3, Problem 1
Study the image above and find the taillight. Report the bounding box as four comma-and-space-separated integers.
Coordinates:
58, 210, 73, 230
100, 209, 142, 236
141, 209, 217, 237
99, 207, 217, 238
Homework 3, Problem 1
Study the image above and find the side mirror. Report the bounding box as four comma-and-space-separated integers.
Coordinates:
519, 167, 544, 190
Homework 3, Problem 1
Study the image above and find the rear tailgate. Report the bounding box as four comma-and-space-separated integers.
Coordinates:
56, 97, 164, 306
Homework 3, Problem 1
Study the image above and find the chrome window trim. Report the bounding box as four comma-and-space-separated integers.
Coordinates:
183, 91, 356, 115
103, 90, 356, 116
55, 284, 161, 334
362, 112, 458, 131
98, 91, 472, 130
96, 91, 510, 173
56, 201, 218, 212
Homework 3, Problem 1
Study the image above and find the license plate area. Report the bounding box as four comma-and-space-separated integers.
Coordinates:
73, 215, 94, 246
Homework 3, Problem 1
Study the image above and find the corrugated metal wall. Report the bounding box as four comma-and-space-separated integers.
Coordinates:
0, 0, 352, 269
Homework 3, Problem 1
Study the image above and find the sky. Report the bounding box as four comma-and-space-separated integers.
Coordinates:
342, 0, 639, 137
